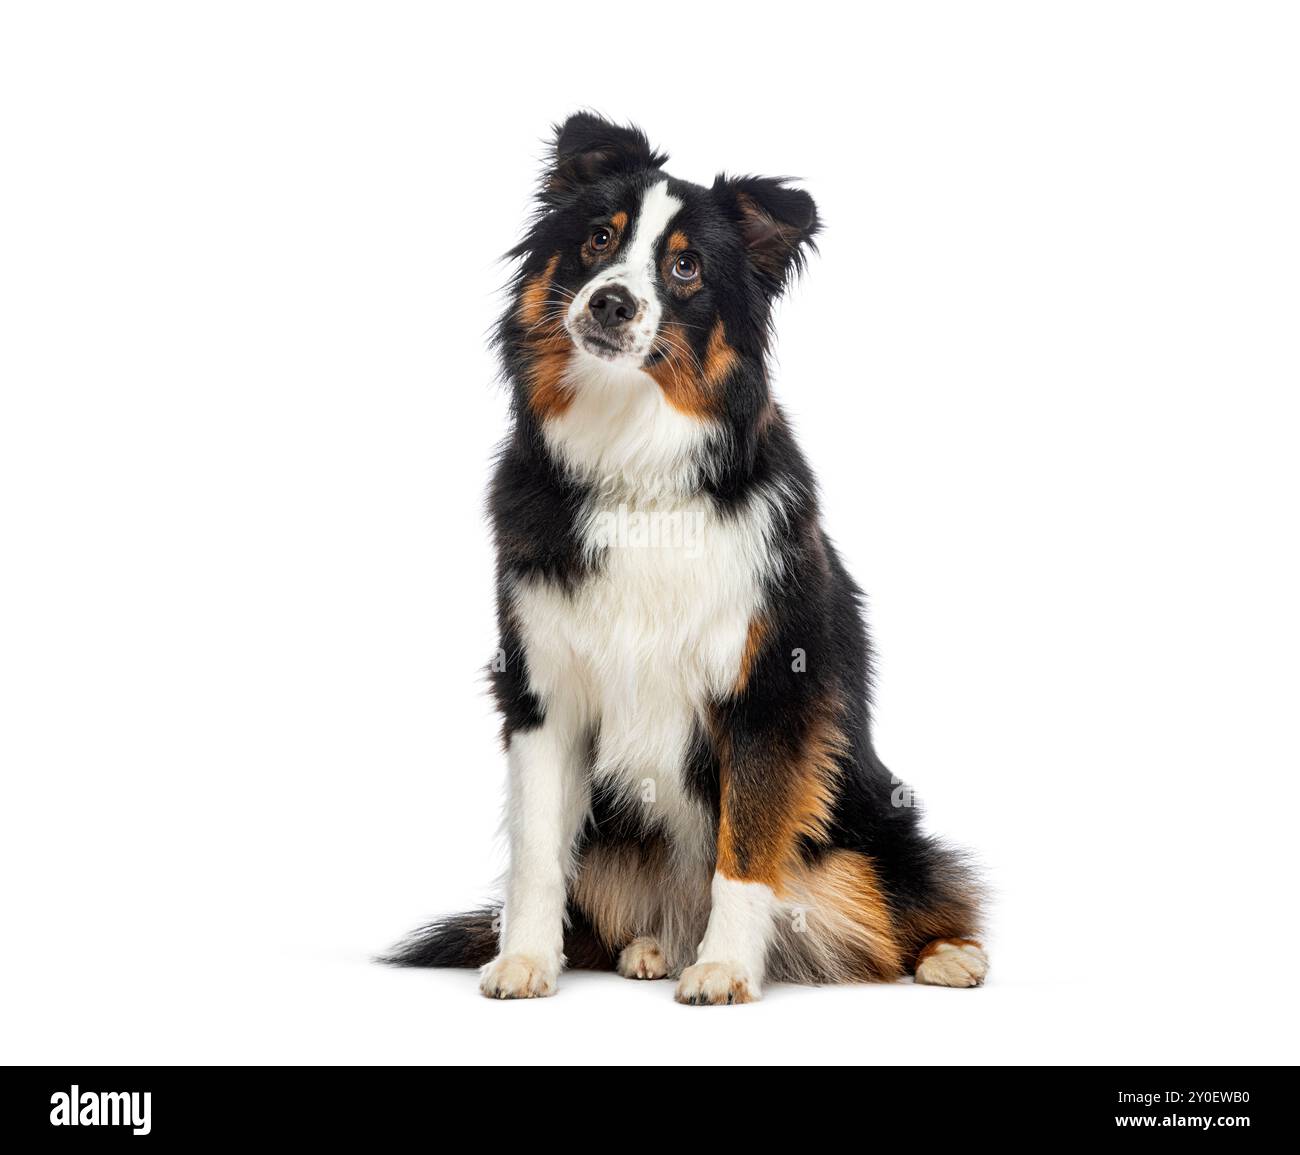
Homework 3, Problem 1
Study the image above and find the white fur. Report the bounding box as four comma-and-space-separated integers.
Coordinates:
482, 716, 590, 996
675, 877, 777, 1003
541, 355, 719, 498
695, 875, 777, 982
566, 180, 682, 365
479, 952, 556, 1000
509, 483, 784, 872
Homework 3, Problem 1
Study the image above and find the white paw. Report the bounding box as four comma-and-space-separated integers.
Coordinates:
479, 953, 558, 1000
675, 961, 758, 1005
915, 940, 989, 988
617, 936, 669, 980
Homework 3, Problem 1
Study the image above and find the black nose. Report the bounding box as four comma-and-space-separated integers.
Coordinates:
588, 285, 637, 329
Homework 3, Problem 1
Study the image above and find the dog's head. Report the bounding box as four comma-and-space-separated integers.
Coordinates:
501, 114, 818, 485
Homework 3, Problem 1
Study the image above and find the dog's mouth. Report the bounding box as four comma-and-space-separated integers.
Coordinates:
577, 331, 624, 356
569, 321, 645, 364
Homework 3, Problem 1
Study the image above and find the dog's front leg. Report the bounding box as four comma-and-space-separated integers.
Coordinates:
677, 700, 837, 1006
480, 712, 588, 999
676, 870, 778, 1006
676, 764, 774, 1004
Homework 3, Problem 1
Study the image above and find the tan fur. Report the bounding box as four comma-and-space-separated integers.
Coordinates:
896, 887, 985, 971
777, 849, 904, 981
734, 614, 770, 694
645, 321, 722, 416
916, 936, 984, 966
569, 839, 711, 977
715, 699, 846, 890
570, 838, 979, 985
518, 253, 559, 328
571, 842, 914, 984
517, 254, 575, 420
527, 346, 575, 420
702, 319, 739, 385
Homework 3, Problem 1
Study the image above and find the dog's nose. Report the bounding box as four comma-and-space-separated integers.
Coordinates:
588, 285, 637, 329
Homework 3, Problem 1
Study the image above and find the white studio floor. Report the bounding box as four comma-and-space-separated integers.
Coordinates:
6, 909, 1284, 1067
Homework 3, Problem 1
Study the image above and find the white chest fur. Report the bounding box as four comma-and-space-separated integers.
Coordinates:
510, 488, 781, 856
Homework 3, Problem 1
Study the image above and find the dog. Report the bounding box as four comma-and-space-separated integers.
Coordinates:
385, 113, 987, 1003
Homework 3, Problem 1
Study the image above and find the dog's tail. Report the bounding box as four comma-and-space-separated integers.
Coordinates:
379, 904, 615, 970
380, 907, 500, 968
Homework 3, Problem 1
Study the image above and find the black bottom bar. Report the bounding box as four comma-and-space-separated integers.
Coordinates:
5, 1065, 1289, 1141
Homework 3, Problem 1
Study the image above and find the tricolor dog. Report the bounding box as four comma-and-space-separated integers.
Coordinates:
386, 114, 987, 1003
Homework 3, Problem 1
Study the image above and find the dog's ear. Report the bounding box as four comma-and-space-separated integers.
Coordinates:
715, 175, 820, 294
548, 113, 667, 196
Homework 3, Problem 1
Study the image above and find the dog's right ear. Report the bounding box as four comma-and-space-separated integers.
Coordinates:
547, 113, 667, 197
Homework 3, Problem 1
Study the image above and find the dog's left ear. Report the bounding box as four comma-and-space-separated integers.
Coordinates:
548, 113, 667, 197
716, 175, 820, 293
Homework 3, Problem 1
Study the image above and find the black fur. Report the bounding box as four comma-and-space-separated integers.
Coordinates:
383, 906, 614, 971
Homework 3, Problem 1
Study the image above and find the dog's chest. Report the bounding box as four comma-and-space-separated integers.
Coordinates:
512, 494, 774, 780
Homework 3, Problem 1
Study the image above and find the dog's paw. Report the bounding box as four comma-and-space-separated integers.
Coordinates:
914, 939, 988, 988
675, 961, 757, 1005
479, 953, 558, 1000
617, 936, 669, 980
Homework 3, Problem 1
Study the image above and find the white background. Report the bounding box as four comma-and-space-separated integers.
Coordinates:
3, 1, 1298, 1066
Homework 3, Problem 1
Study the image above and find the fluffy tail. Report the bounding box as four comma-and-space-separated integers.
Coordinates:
381, 907, 500, 968
379, 904, 615, 970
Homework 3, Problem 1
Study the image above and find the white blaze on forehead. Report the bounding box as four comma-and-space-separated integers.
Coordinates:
621, 180, 683, 280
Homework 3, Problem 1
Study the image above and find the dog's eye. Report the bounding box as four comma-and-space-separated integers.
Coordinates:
672, 253, 701, 282
589, 227, 612, 252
